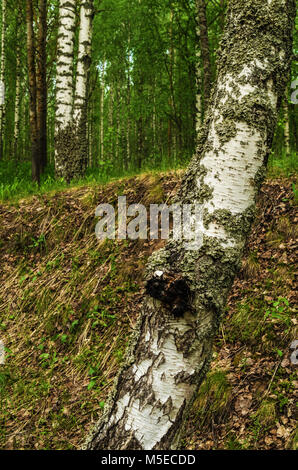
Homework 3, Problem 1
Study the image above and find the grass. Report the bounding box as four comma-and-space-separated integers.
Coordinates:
0, 157, 297, 449
0, 149, 296, 203
0, 172, 181, 449
191, 370, 232, 428
225, 296, 294, 351
0, 156, 189, 203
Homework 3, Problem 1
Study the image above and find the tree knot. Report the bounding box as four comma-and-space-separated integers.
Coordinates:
145, 271, 192, 317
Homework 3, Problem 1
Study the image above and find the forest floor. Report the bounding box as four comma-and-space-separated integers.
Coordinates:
0, 170, 297, 450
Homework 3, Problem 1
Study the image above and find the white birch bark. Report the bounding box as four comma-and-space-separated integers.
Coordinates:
14, 22, 21, 159
73, 0, 93, 124
195, 2, 203, 133
0, 0, 6, 159
100, 61, 105, 161
283, 92, 291, 156
54, 0, 76, 178
70, 0, 94, 177
84, 0, 294, 451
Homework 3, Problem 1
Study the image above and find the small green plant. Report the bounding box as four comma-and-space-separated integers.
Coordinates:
264, 297, 291, 328
29, 234, 47, 253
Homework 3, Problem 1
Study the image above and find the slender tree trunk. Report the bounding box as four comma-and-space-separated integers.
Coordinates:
0, 0, 6, 160
152, 78, 156, 156
136, 75, 144, 170
36, 0, 47, 172
108, 86, 114, 161
88, 100, 93, 167
84, 0, 295, 450
26, 0, 40, 184
168, 8, 174, 161
126, 50, 131, 170
54, 0, 76, 181
284, 91, 291, 156
196, 0, 212, 117
195, 6, 203, 131
71, 0, 94, 179
137, 115, 143, 170
115, 83, 120, 164
220, 0, 226, 32
14, 7, 22, 160
100, 61, 105, 161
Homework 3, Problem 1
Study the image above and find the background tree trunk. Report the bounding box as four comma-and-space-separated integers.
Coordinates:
84, 0, 295, 451
0, 0, 6, 160
100, 61, 105, 162
14, 7, 22, 160
72, 0, 94, 179
284, 91, 291, 156
54, 0, 76, 181
196, 0, 212, 117
36, 0, 47, 172
26, 0, 40, 184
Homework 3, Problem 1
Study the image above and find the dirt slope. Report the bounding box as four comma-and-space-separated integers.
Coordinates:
0, 172, 297, 450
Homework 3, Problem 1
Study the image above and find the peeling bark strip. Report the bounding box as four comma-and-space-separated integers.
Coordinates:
54, 0, 76, 180
84, 0, 295, 450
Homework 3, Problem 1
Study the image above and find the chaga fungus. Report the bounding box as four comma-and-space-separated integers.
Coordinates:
145, 271, 192, 317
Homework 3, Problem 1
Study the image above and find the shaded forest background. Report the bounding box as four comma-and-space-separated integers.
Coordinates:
0, 0, 297, 200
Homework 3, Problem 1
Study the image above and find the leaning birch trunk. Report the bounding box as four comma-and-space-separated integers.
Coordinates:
54, 0, 76, 181
71, 0, 94, 180
84, 0, 295, 450
0, 0, 6, 160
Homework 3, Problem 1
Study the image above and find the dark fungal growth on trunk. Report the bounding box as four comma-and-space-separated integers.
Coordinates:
145, 271, 193, 317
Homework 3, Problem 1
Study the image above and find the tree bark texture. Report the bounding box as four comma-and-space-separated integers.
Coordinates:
14, 7, 22, 160
54, 0, 76, 181
84, 0, 295, 451
26, 0, 40, 184
36, 0, 47, 171
0, 0, 6, 160
72, 0, 94, 179
196, 0, 212, 118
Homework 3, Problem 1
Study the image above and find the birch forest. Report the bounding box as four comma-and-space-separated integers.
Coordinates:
0, 0, 297, 456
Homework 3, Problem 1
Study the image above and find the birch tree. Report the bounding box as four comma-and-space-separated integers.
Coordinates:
84, 0, 295, 450
36, 0, 47, 171
0, 0, 6, 160
54, 0, 76, 180
26, 0, 40, 184
72, 0, 94, 178
196, 0, 212, 117
14, 6, 22, 160
55, 0, 94, 181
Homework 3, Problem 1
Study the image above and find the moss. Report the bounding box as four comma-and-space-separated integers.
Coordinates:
203, 206, 256, 241
252, 400, 276, 428
215, 119, 237, 145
